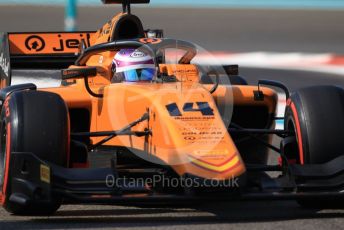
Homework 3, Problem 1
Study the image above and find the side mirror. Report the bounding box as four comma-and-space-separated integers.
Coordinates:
61, 67, 97, 80
61, 66, 103, 98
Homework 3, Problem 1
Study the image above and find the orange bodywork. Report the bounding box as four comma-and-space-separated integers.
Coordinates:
42, 59, 277, 181
7, 12, 278, 181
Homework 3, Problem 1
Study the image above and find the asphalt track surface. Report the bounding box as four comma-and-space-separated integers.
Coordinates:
0, 6, 344, 230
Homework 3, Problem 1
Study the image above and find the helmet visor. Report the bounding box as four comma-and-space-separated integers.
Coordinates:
123, 68, 155, 82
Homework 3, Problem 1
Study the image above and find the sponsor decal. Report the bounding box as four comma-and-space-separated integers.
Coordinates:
25, 35, 45, 52
99, 55, 104, 64
53, 35, 81, 51
52, 33, 91, 52
0, 33, 10, 81
0, 52, 9, 77
130, 51, 146, 58
62, 69, 80, 77
171, 69, 197, 75
193, 149, 229, 158
166, 102, 214, 117
98, 20, 114, 38
139, 38, 162, 44
11, 33, 93, 54
184, 136, 196, 141
40, 164, 50, 184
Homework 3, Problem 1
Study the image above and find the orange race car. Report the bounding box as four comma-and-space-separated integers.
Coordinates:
0, 0, 343, 215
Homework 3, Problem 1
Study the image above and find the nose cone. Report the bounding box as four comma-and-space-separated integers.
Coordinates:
104, 83, 246, 180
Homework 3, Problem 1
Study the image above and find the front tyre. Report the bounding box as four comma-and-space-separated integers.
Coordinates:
0, 90, 69, 215
284, 85, 344, 208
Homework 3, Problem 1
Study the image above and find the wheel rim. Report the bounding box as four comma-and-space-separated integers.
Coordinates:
0, 121, 7, 188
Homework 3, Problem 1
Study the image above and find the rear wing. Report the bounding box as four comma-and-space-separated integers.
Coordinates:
7, 32, 95, 69
0, 31, 95, 87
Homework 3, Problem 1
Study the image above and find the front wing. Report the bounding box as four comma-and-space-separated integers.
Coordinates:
6, 152, 344, 206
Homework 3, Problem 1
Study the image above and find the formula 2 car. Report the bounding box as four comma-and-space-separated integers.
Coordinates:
0, 0, 343, 215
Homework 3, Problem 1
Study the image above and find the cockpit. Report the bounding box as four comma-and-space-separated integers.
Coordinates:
71, 38, 226, 89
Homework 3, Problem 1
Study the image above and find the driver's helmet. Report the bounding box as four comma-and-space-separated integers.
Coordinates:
112, 48, 156, 82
